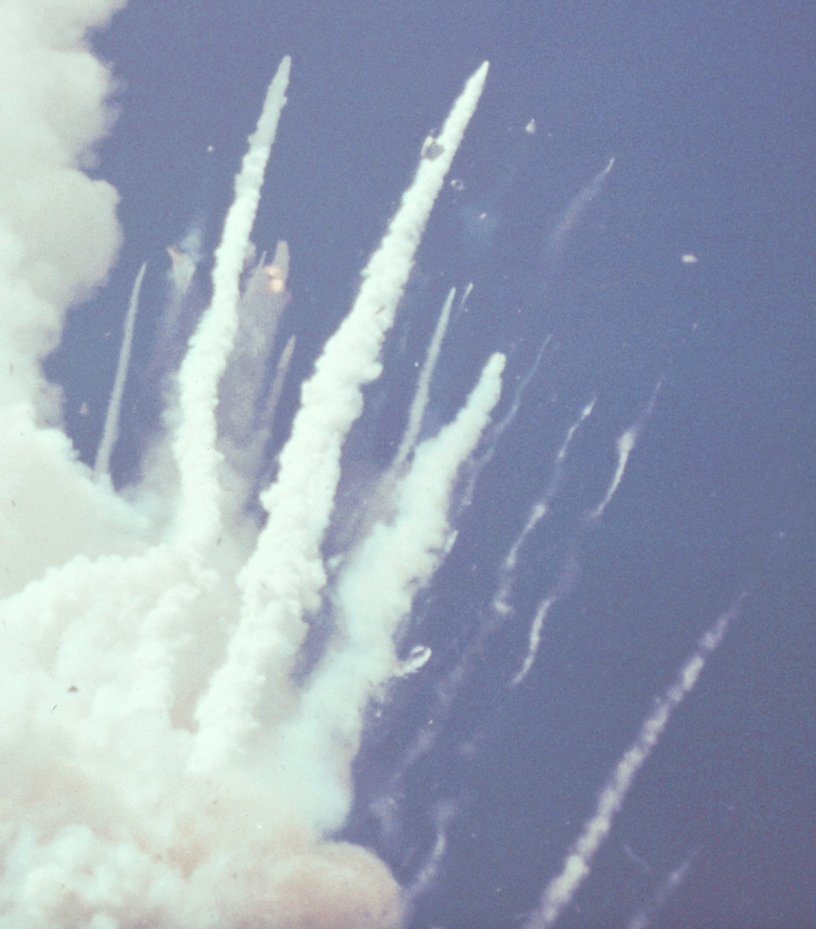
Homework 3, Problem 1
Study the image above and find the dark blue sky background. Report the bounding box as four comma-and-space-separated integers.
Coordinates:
51, 1, 816, 927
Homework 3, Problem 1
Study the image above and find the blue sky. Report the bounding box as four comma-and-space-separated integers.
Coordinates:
46, 2, 816, 927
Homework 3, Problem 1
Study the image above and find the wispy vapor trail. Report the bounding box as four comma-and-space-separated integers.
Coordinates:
523, 593, 742, 929
94, 263, 146, 478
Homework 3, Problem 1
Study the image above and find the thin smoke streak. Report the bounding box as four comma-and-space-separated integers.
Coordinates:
523, 594, 742, 929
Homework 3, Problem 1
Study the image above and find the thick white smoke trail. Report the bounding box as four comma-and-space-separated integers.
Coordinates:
279, 351, 506, 822
0, 3, 497, 924
189, 61, 490, 776
0, 7, 733, 928
172, 56, 291, 549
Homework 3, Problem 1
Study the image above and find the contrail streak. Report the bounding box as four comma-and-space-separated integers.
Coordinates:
391, 286, 457, 473
94, 262, 146, 479
523, 593, 742, 929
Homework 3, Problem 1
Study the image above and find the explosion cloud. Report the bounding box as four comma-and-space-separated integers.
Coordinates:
0, 4, 739, 928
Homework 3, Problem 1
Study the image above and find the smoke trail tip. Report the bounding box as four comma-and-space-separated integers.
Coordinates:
469, 61, 490, 92
267, 54, 292, 94
277, 54, 292, 78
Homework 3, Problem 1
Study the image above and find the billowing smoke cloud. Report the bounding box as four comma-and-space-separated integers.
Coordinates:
0, 3, 495, 927
0, 0, 131, 600
0, 0, 123, 352
0, 6, 738, 929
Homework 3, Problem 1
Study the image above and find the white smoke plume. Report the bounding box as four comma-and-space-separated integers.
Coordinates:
0, 3, 496, 926
189, 61, 490, 779
172, 56, 291, 550
0, 6, 738, 928
0, 0, 132, 599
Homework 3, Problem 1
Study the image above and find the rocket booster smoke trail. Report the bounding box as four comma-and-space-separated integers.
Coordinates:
189, 61, 491, 777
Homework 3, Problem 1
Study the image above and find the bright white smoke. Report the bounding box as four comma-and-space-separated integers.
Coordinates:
0, 4, 496, 927
0, 5, 736, 929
